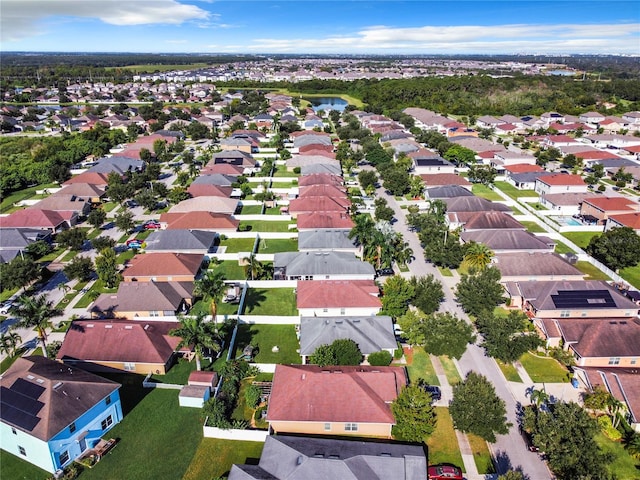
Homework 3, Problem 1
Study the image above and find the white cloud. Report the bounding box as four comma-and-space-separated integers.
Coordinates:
1, 0, 209, 42
248, 23, 640, 54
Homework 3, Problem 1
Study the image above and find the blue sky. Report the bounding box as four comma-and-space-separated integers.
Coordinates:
1, 1, 639, 54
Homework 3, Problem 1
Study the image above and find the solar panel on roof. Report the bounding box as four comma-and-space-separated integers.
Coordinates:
0, 404, 40, 431
551, 289, 617, 309
0, 387, 45, 416
11, 378, 45, 400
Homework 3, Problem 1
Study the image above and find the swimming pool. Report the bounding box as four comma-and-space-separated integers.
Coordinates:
554, 216, 582, 226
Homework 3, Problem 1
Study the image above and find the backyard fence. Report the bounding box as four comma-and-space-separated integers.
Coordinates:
202, 423, 269, 442
142, 373, 183, 390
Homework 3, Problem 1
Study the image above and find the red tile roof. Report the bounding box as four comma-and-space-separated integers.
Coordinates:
200, 164, 245, 176
0, 208, 66, 229
289, 196, 350, 213
267, 365, 407, 424
537, 174, 586, 186
298, 174, 344, 187
299, 184, 347, 198
576, 150, 623, 160
296, 280, 381, 309
505, 163, 545, 174
609, 212, 640, 229
296, 212, 354, 230
159, 211, 239, 231
122, 253, 203, 279
582, 196, 638, 212
63, 171, 109, 186
186, 184, 232, 198
298, 144, 334, 154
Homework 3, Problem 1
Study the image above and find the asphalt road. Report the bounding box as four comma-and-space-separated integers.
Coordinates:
375, 182, 552, 479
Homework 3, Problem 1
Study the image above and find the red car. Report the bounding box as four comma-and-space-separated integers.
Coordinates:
428, 464, 463, 480
143, 221, 161, 230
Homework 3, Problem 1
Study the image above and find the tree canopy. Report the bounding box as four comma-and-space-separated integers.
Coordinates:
475, 310, 543, 363
391, 385, 437, 442
309, 339, 363, 366
455, 266, 505, 317
586, 227, 640, 272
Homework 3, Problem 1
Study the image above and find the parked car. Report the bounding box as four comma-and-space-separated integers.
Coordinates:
417, 380, 442, 402
0, 301, 13, 315
427, 464, 463, 480
143, 220, 161, 229
376, 267, 395, 276
126, 239, 143, 249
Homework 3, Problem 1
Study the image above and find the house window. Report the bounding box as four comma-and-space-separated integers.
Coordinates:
560, 310, 570, 318
581, 312, 587, 317
631, 358, 637, 365
149, 311, 159, 317
124, 362, 136, 371
105, 395, 111, 406
608, 357, 620, 365
340, 308, 346, 315
59, 450, 70, 466
18, 446, 26, 456
304, 275, 313, 281
69, 422, 76, 434
323, 308, 328, 313
101, 415, 113, 430
324, 423, 331, 431
344, 423, 358, 431
11, 428, 16, 435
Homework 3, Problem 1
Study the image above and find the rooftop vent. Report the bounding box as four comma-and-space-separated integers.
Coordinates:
124, 326, 133, 330
105, 325, 113, 329
313, 454, 324, 458
87, 324, 94, 328
53, 382, 63, 390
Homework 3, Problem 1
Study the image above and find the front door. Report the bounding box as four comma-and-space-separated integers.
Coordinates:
79, 436, 87, 452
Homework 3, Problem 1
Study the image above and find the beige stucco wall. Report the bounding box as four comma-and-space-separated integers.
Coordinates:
62, 359, 169, 375
269, 420, 392, 438
573, 354, 639, 368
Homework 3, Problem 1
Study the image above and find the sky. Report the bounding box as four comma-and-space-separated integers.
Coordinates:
1, 0, 639, 55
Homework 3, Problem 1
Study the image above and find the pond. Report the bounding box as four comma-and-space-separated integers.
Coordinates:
307, 96, 348, 112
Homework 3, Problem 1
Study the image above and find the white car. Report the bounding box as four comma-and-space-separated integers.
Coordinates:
0, 302, 13, 315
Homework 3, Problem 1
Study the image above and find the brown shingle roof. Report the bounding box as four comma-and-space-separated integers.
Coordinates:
296, 280, 381, 309
462, 211, 525, 230
555, 318, 640, 358
493, 253, 583, 278
122, 253, 203, 279
289, 196, 350, 214
298, 174, 344, 187
537, 174, 586, 186
0, 356, 119, 441
267, 365, 406, 424
0, 209, 66, 229
296, 212, 354, 230
160, 211, 239, 231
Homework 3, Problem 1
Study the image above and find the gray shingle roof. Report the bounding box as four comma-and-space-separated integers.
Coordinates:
297, 230, 356, 250
144, 229, 218, 252
493, 252, 583, 277
425, 185, 474, 199
461, 230, 554, 251
299, 316, 396, 355
301, 164, 342, 176
229, 434, 427, 480
274, 251, 374, 277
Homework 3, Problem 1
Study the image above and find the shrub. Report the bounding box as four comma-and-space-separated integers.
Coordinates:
245, 384, 262, 409
368, 350, 393, 366
293, 166, 301, 174
394, 343, 404, 359
598, 415, 622, 441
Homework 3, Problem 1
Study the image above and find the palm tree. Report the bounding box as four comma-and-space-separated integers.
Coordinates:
623, 431, 640, 460
243, 254, 264, 281
57, 282, 71, 296
194, 271, 226, 329
606, 395, 625, 429
0, 331, 22, 357
13, 294, 58, 358
463, 242, 494, 270
169, 313, 221, 371
528, 387, 549, 409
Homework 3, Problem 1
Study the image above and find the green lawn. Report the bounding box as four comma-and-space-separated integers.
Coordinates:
575, 261, 610, 281
437, 266, 453, 277
234, 323, 301, 364
220, 237, 257, 253
74, 279, 118, 309
82, 386, 202, 480
183, 439, 264, 480
239, 220, 294, 232
405, 347, 439, 385
60, 249, 79, 262
191, 298, 239, 317
209, 260, 247, 280
494, 181, 539, 199
496, 360, 522, 382
519, 352, 571, 383
427, 407, 465, 471
472, 184, 503, 201
619, 264, 640, 289
37, 246, 65, 263
243, 288, 298, 316
519, 221, 547, 233
102, 201, 119, 212
0, 450, 49, 480
116, 248, 137, 265
554, 241, 575, 255
239, 204, 264, 215
562, 231, 600, 250
0, 183, 58, 213
150, 357, 197, 385
595, 432, 640, 480
270, 181, 297, 188
468, 433, 495, 474
272, 168, 299, 178
439, 356, 462, 385
257, 237, 298, 254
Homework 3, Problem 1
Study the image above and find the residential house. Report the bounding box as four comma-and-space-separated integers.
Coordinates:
298, 173, 344, 188
622, 111, 640, 126
0, 209, 68, 233
288, 196, 350, 219
444, 196, 511, 214
425, 185, 474, 199
301, 163, 342, 176
56, 183, 106, 205
0, 356, 121, 474
491, 152, 537, 173
534, 174, 588, 195
122, 252, 204, 282
299, 316, 396, 364
492, 252, 584, 283
267, 364, 407, 438
586, 134, 640, 149
57, 320, 184, 374
273, 251, 375, 281
420, 173, 472, 190
606, 212, 640, 233
580, 197, 640, 225
144, 229, 218, 255
62, 171, 109, 188
287, 156, 341, 172
410, 151, 455, 174
228, 434, 427, 480
88, 156, 144, 175
579, 112, 606, 125
168, 196, 239, 215
539, 192, 596, 215
506, 171, 554, 190
460, 230, 555, 253
90, 280, 193, 319
296, 280, 381, 317
0, 228, 51, 263
296, 212, 354, 231
298, 184, 347, 199
220, 136, 257, 154
458, 211, 525, 231
159, 211, 239, 234
298, 230, 359, 255
536, 317, 640, 369
187, 183, 233, 198
505, 280, 639, 318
